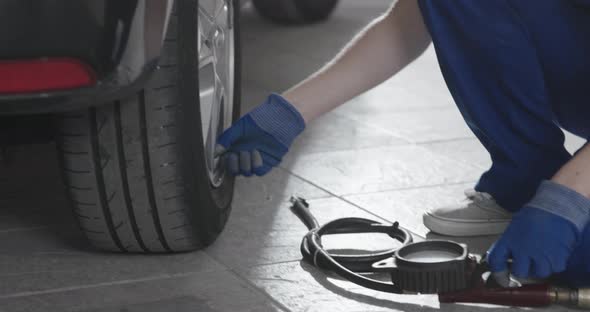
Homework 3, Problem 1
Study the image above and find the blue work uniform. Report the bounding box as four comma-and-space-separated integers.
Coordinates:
417, 0, 590, 211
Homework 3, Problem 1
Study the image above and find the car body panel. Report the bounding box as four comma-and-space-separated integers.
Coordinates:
0, 0, 173, 114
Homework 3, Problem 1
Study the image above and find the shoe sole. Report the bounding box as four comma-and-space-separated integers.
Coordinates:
423, 212, 510, 237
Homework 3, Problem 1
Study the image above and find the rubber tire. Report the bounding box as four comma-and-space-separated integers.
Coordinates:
252, 0, 338, 24
56, 0, 241, 253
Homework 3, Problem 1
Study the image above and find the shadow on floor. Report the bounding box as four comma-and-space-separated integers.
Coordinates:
0, 143, 90, 252
300, 261, 515, 312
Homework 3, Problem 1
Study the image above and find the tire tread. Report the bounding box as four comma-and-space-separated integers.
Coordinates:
113, 102, 151, 252
138, 91, 173, 252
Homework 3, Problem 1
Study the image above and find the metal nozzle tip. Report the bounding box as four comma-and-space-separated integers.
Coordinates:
578, 288, 590, 309
289, 196, 309, 207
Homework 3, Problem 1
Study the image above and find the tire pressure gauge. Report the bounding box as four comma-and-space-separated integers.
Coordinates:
291, 197, 590, 309
290, 196, 479, 295
373, 240, 474, 294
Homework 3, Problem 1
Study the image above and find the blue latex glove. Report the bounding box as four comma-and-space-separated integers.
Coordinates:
557, 225, 590, 287
488, 181, 590, 279
216, 93, 305, 177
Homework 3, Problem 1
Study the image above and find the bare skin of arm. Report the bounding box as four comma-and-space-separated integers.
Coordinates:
282, 0, 431, 123
553, 144, 590, 198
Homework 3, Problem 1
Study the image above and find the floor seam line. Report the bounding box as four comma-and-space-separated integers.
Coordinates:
415, 137, 480, 145
286, 141, 412, 157
339, 180, 478, 197
276, 168, 428, 240
0, 268, 226, 300
274, 167, 477, 197
0, 226, 50, 234
204, 252, 294, 312
247, 259, 302, 269
330, 112, 478, 146
282, 138, 481, 158
326, 112, 414, 145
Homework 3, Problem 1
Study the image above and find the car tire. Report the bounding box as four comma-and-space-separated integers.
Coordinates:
252, 0, 338, 24
56, 0, 240, 253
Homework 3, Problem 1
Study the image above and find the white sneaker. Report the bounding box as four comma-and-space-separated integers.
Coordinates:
423, 190, 512, 237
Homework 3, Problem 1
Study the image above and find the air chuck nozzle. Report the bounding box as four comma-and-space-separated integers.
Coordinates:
579, 288, 590, 309
549, 287, 590, 309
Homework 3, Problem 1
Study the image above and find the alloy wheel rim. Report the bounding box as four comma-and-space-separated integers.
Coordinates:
198, 0, 235, 187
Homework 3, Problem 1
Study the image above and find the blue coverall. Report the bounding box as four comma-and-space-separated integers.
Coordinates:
417, 0, 590, 212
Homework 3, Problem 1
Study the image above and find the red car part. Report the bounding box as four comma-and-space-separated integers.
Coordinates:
0, 58, 96, 94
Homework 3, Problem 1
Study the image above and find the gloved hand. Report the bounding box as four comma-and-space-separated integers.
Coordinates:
488, 181, 590, 279
557, 225, 590, 287
216, 93, 305, 177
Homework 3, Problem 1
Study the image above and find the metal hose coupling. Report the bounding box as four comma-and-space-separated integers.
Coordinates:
550, 287, 590, 309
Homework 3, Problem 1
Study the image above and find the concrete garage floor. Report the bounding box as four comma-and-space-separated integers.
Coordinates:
0, 1, 586, 311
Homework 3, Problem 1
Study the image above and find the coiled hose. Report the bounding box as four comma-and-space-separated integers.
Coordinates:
290, 196, 413, 293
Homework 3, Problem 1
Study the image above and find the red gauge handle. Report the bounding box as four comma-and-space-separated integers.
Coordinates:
439, 284, 552, 307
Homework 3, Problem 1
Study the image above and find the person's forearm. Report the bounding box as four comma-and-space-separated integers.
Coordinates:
282, 0, 431, 123
552, 144, 590, 198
